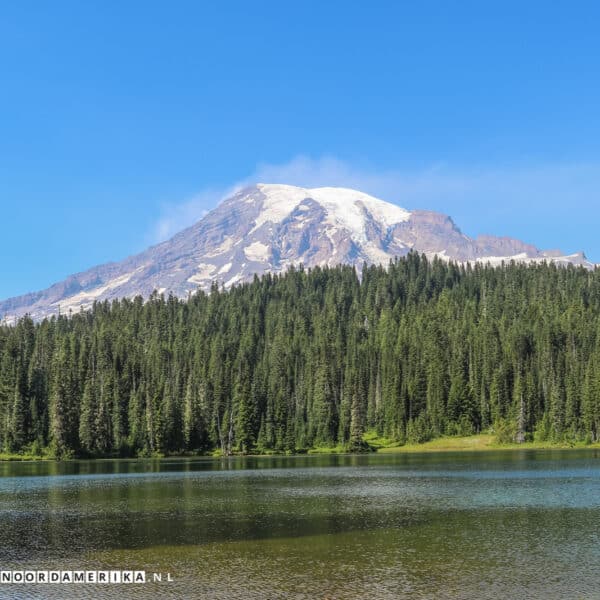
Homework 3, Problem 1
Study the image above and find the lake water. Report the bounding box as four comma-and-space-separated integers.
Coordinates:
0, 450, 599, 599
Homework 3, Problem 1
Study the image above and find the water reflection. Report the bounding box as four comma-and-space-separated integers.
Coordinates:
0, 451, 599, 599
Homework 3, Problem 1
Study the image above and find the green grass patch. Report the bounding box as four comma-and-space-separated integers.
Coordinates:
377, 434, 496, 453
0, 452, 51, 461
375, 434, 600, 453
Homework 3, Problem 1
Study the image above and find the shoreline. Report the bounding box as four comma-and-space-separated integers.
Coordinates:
2, 434, 600, 462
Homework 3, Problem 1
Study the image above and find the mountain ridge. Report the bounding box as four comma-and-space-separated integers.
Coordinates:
1, 183, 594, 322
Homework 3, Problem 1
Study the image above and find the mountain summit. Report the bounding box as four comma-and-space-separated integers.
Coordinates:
0, 183, 593, 321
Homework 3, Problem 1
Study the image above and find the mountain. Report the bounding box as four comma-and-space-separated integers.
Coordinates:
0, 183, 594, 322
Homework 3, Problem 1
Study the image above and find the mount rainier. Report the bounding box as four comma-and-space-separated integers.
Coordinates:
1, 183, 593, 321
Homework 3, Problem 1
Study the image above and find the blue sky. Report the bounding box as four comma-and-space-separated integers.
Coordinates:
1, 1, 599, 298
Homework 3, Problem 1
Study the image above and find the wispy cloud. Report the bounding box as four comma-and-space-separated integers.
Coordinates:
150, 155, 600, 259
150, 187, 228, 243
150, 156, 468, 242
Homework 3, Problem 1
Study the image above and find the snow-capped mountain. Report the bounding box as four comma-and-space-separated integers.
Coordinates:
0, 183, 594, 322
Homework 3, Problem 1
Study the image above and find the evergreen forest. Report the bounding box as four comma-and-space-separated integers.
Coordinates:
2, 253, 600, 458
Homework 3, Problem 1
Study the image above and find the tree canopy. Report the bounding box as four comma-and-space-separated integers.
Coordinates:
2, 254, 600, 458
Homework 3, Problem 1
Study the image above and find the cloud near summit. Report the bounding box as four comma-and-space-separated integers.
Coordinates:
150, 156, 600, 261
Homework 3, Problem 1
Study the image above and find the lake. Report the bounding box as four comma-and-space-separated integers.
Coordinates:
0, 450, 599, 599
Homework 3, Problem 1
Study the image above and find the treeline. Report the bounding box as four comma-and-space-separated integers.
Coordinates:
2, 254, 600, 458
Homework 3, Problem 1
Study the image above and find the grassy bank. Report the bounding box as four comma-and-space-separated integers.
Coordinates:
366, 432, 600, 453
0, 452, 50, 461
307, 431, 600, 454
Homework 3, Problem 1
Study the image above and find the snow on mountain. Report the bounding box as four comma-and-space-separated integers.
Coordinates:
0, 183, 595, 322
255, 184, 410, 234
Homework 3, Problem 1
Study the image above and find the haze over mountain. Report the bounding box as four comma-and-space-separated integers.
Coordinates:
0, 183, 594, 322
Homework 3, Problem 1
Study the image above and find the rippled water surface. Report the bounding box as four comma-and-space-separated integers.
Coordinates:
1, 450, 600, 599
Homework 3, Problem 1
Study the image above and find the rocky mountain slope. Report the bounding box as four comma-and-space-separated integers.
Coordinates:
0, 183, 593, 321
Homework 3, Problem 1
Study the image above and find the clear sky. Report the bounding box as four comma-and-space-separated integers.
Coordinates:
1, 1, 600, 298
